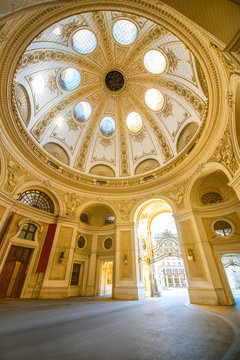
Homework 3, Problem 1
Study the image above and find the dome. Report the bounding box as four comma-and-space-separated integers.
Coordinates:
12, 10, 208, 188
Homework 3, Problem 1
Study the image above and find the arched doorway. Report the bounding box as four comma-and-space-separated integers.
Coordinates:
136, 199, 188, 298
221, 253, 240, 304
99, 261, 113, 297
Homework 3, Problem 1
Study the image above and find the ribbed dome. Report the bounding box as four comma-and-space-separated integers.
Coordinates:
13, 10, 208, 181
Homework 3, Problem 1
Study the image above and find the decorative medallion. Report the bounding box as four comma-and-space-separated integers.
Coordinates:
105, 70, 125, 91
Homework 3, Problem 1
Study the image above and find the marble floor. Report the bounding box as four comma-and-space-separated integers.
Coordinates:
0, 295, 240, 360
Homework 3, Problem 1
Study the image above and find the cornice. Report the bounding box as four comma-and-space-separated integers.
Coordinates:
173, 199, 240, 220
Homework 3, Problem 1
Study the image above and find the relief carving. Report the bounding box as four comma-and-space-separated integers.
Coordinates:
46, 71, 60, 94
113, 199, 138, 221
0, 32, 7, 50
4, 157, 29, 193
163, 48, 179, 72
209, 127, 239, 174
168, 183, 186, 207
63, 193, 84, 217
67, 116, 80, 132
160, 97, 173, 118
60, 20, 82, 43
210, 43, 237, 79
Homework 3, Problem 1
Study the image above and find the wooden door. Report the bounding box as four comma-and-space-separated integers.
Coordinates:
0, 245, 32, 299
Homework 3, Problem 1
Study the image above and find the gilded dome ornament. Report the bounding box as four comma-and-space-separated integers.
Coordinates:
0, 1, 224, 192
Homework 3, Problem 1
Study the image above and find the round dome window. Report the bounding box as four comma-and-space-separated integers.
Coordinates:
72, 29, 97, 54
213, 220, 232, 237
59, 68, 81, 90
113, 20, 137, 45
145, 89, 164, 111
100, 116, 116, 137
126, 112, 143, 133
144, 50, 167, 74
74, 101, 92, 122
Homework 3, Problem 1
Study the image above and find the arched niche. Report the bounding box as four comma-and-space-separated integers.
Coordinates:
189, 167, 237, 208
176, 122, 199, 153
79, 203, 116, 227
43, 142, 70, 166
134, 159, 160, 175
89, 164, 115, 177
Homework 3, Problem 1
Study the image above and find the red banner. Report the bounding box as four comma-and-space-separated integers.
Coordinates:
36, 224, 57, 273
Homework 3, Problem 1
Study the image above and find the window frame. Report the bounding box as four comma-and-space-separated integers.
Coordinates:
70, 263, 81, 286
18, 223, 38, 241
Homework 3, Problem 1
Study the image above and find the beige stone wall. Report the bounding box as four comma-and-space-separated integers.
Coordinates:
178, 219, 206, 281
97, 234, 115, 253
119, 230, 133, 281
75, 233, 92, 253
202, 213, 240, 239
49, 226, 73, 281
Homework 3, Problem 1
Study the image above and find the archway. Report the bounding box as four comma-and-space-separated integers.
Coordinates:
71, 202, 116, 298
99, 261, 113, 297
150, 213, 188, 296
221, 253, 240, 304
135, 199, 188, 298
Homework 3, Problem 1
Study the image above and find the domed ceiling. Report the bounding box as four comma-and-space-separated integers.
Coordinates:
13, 10, 208, 181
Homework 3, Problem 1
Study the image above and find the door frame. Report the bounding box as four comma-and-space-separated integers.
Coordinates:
0, 219, 42, 298
97, 255, 114, 297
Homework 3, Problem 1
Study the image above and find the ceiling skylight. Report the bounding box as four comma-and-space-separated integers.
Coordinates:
144, 50, 166, 74
72, 29, 97, 54
113, 20, 137, 45
100, 116, 116, 137
59, 68, 81, 90
126, 112, 143, 133
145, 89, 164, 111
74, 101, 92, 122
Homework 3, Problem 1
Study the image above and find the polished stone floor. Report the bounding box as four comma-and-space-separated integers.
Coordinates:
0, 295, 240, 360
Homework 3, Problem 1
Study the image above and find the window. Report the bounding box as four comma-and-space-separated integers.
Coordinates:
100, 116, 115, 136
70, 263, 81, 285
144, 50, 167, 74
18, 190, 54, 213
74, 101, 92, 122
201, 192, 223, 205
80, 213, 89, 224
48, 160, 59, 169
18, 223, 37, 241
213, 220, 232, 237
126, 112, 143, 133
113, 20, 137, 45
145, 89, 164, 111
105, 216, 115, 225
59, 68, 81, 90
72, 29, 97, 54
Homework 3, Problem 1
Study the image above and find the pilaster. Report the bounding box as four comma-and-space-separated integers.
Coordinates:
114, 222, 145, 300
